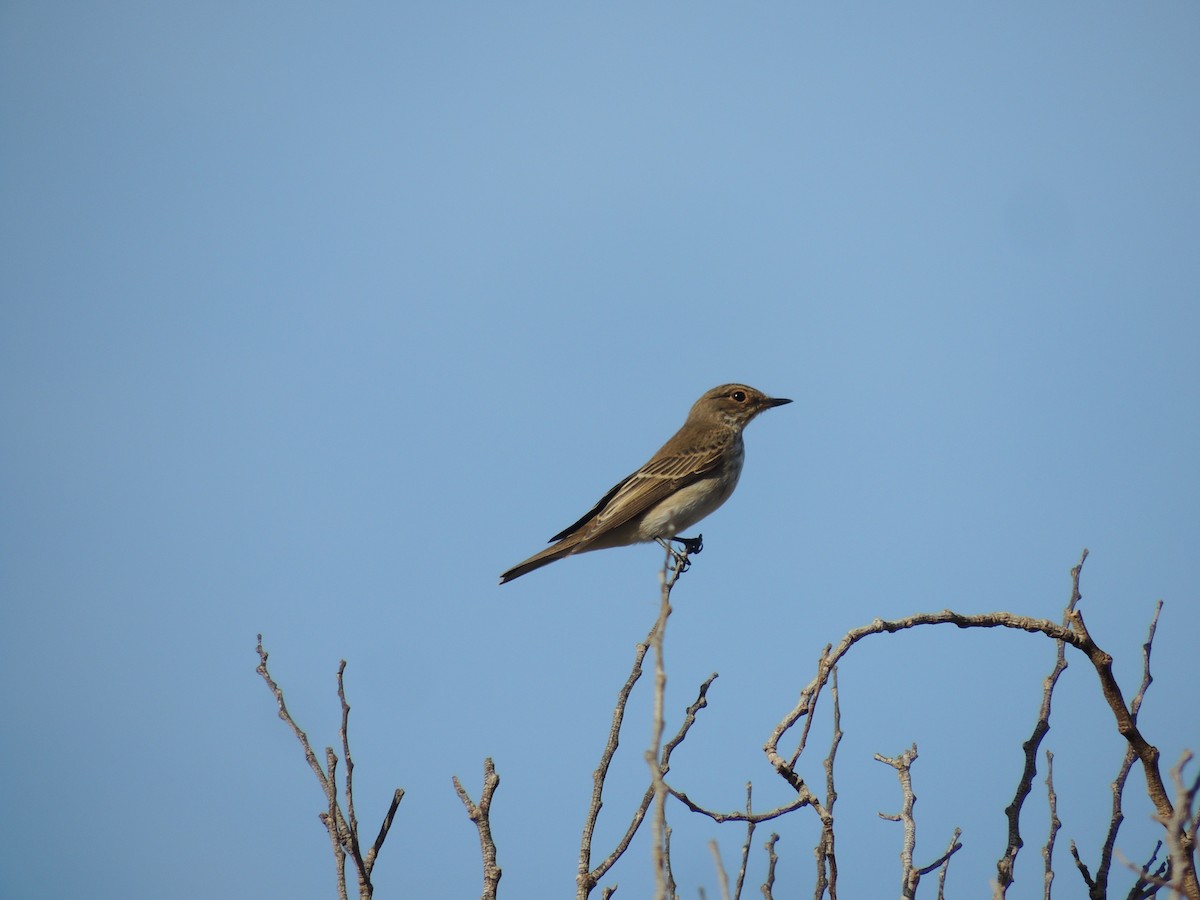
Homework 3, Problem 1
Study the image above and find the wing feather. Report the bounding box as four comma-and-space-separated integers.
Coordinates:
547, 434, 728, 544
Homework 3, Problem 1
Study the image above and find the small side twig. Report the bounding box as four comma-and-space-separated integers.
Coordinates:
934, 828, 963, 900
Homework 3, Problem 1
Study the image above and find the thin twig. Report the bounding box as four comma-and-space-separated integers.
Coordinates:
709, 838, 732, 900
730, 785, 757, 900
648, 546, 687, 900
337, 661, 369, 892
453, 758, 503, 900
256, 637, 401, 900
815, 666, 842, 900
584, 673, 719, 895
996, 553, 1076, 894
935, 828, 963, 900
1120, 841, 1167, 899
1089, 599, 1164, 900
669, 788, 812, 825
762, 833, 780, 900
578, 629, 652, 897
1044, 751, 1060, 900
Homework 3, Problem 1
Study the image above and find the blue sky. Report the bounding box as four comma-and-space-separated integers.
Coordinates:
2, 3, 1197, 897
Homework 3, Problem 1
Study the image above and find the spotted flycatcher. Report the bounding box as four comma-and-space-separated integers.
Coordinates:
499, 384, 791, 584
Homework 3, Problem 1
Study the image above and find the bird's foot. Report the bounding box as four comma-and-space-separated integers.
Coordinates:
673, 534, 704, 556
656, 536, 693, 573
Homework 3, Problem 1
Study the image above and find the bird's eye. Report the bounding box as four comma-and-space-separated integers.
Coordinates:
731, 390, 747, 403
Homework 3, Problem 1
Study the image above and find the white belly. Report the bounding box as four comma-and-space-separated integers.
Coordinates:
633, 473, 738, 540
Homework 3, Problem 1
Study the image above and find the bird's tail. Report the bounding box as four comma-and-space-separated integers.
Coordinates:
498, 539, 581, 584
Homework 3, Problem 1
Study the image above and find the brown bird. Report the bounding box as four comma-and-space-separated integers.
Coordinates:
499, 384, 791, 584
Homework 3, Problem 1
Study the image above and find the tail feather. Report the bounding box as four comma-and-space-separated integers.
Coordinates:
498, 540, 580, 584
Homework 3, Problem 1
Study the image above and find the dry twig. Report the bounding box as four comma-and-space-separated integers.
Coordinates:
453, 758, 502, 900
1043, 751, 1060, 900
255, 637, 402, 900
995, 553, 1077, 894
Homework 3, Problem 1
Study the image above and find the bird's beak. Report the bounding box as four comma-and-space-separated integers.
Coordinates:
766, 397, 792, 408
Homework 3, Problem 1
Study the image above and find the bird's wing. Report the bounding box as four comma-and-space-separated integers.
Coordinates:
547, 438, 727, 544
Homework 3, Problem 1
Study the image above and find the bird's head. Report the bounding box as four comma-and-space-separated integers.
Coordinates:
689, 384, 792, 429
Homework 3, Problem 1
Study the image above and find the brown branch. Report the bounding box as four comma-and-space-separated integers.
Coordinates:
1120, 841, 1167, 899
322, 748, 349, 900
647, 546, 690, 900
933, 828, 963, 900
709, 838, 732, 900
1079, 599, 1166, 900
578, 628, 652, 897
1070, 839, 1098, 895
1043, 751, 1060, 900
453, 758, 502, 900
766, 610, 1079, 796
816, 666, 842, 900
762, 833, 780, 900
582, 672, 719, 896
731, 785, 757, 900
875, 744, 921, 899
996, 553, 1077, 894
336, 661, 369, 893
367, 789, 404, 873
788, 642, 832, 770
763, 575, 1197, 897
1161, 751, 1200, 898
256, 636, 400, 900
916, 828, 963, 878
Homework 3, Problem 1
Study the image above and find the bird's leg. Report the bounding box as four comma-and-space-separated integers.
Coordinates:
655, 536, 692, 572
672, 534, 703, 556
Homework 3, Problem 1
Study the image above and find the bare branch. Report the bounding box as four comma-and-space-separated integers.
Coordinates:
762, 833, 779, 900
1070, 839, 1099, 896
256, 636, 336, 807
1043, 751, 1060, 900
336, 661, 370, 892
729, 785, 758, 900
1162, 751, 1200, 898
763, 586, 1194, 898
647, 546, 688, 900
1119, 841, 1168, 899
875, 744, 921, 899
1081, 599, 1166, 899
709, 838, 732, 900
917, 829, 964, 877
453, 758, 502, 900
584, 672, 720, 896
996, 554, 1075, 894
256, 637, 400, 900
814, 667, 842, 900
669, 786, 812, 824
578, 629, 652, 896
934, 828, 963, 900
367, 788, 404, 872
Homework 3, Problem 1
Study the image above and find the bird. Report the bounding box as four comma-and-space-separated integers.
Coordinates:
499, 383, 791, 584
